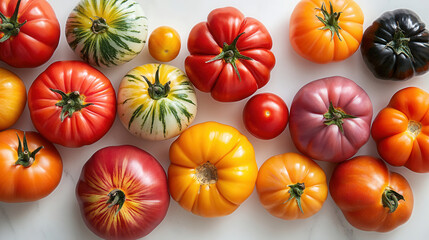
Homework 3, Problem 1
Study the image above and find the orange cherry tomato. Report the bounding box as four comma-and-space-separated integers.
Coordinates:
289, 0, 364, 63
0, 68, 26, 130
148, 26, 181, 62
256, 152, 327, 220
168, 121, 258, 217
372, 87, 429, 173
0, 129, 63, 202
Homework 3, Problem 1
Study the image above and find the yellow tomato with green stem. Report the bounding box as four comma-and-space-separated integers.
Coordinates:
148, 26, 181, 62
168, 121, 258, 217
256, 152, 328, 220
0, 68, 26, 130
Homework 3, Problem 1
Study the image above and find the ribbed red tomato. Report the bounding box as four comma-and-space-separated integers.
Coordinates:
76, 145, 170, 240
27, 61, 116, 148
185, 7, 275, 102
0, 0, 60, 68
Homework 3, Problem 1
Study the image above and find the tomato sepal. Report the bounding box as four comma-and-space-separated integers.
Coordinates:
14, 133, 43, 168
0, 0, 26, 42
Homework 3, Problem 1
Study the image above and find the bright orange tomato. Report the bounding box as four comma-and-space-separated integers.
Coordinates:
256, 152, 327, 220
0, 129, 63, 202
0, 68, 26, 130
289, 0, 364, 63
168, 121, 258, 217
372, 87, 429, 173
148, 26, 181, 62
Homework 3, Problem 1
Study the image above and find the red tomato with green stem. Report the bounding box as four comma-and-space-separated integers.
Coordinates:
185, 7, 275, 102
243, 93, 289, 139
0, 0, 60, 68
28, 61, 116, 148
76, 145, 169, 240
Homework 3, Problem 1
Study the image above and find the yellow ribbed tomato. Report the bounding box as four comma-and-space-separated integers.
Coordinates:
256, 152, 328, 220
168, 121, 258, 217
0, 68, 26, 130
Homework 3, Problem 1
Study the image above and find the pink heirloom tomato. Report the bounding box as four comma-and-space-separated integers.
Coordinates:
76, 145, 169, 240
289, 76, 373, 162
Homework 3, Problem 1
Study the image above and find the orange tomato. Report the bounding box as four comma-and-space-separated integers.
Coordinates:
289, 0, 364, 63
168, 121, 258, 217
0, 129, 63, 202
148, 26, 181, 62
330, 156, 413, 232
256, 152, 327, 220
372, 87, 429, 173
0, 68, 26, 130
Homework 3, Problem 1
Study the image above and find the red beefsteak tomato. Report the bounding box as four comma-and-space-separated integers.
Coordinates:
0, 0, 60, 68
28, 61, 116, 148
289, 76, 373, 162
185, 7, 275, 102
0, 129, 62, 202
330, 156, 413, 232
76, 145, 169, 240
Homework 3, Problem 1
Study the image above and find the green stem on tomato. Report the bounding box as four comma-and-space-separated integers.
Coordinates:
315, 1, 342, 41
143, 65, 171, 100
205, 32, 253, 81
323, 101, 356, 133
50, 88, 93, 122
0, 0, 27, 43
382, 187, 405, 213
283, 182, 305, 214
106, 189, 126, 216
14, 133, 43, 168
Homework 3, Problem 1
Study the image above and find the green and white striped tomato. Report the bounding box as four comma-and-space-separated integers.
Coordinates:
65, 0, 148, 67
117, 64, 197, 140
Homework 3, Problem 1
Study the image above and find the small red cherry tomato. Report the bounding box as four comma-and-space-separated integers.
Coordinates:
243, 93, 289, 139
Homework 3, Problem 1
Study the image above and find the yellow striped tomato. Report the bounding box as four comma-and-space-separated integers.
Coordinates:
0, 68, 26, 130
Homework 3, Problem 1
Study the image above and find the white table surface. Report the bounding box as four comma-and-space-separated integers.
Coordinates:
1, 0, 429, 239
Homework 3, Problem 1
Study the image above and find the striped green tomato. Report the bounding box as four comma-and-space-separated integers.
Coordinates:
65, 0, 148, 67
118, 64, 197, 140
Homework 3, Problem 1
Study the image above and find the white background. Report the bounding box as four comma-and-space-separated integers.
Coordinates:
1, 0, 429, 239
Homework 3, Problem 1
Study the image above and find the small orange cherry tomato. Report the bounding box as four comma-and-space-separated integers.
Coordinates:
0, 68, 26, 130
256, 152, 328, 220
289, 0, 364, 63
148, 26, 181, 62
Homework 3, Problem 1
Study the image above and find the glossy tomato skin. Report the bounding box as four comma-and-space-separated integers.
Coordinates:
361, 9, 429, 80
28, 61, 116, 148
330, 156, 413, 232
0, 129, 62, 202
149, 26, 181, 62
168, 121, 258, 217
0, 68, 26, 130
0, 0, 60, 68
76, 145, 169, 240
289, 0, 364, 63
289, 76, 373, 162
243, 93, 288, 139
256, 153, 327, 220
372, 87, 429, 172
185, 7, 275, 102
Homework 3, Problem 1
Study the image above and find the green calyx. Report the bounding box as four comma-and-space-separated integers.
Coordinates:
0, 0, 27, 43
90, 16, 108, 34
143, 65, 171, 100
106, 189, 126, 216
50, 88, 93, 122
14, 133, 43, 168
382, 188, 405, 213
323, 102, 356, 133
284, 182, 305, 214
386, 25, 413, 60
205, 32, 253, 80
315, 1, 342, 41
